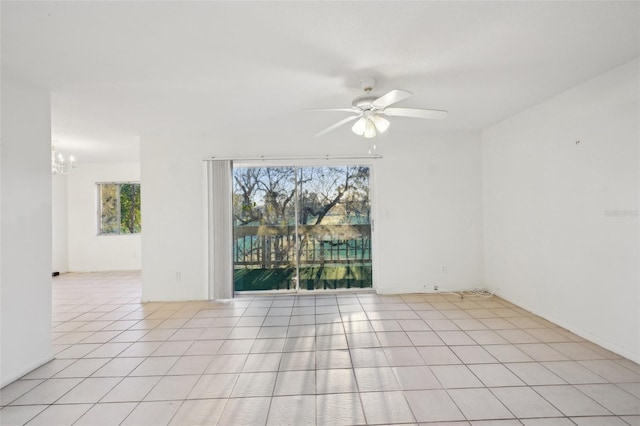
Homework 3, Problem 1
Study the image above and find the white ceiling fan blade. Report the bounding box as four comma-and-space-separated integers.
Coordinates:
383, 107, 448, 120
314, 114, 361, 137
372, 89, 412, 108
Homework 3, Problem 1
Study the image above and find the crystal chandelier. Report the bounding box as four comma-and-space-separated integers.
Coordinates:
51, 145, 75, 175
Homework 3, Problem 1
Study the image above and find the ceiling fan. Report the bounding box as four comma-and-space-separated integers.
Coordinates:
312, 78, 447, 138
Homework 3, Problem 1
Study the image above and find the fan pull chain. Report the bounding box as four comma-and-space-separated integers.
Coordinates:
368, 140, 377, 154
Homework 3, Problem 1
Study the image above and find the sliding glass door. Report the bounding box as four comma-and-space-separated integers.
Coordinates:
232, 167, 297, 291
296, 166, 371, 290
232, 165, 372, 292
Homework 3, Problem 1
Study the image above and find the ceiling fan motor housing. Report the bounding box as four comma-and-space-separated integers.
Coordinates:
352, 94, 380, 110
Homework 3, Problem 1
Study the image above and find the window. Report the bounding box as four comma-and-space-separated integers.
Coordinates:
98, 183, 141, 235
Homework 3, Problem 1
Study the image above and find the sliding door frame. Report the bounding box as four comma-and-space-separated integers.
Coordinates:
231, 157, 379, 295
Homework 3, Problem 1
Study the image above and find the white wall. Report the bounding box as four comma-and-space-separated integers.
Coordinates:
0, 73, 54, 387
67, 162, 141, 272
375, 131, 484, 294
52, 174, 68, 273
141, 131, 484, 301
482, 58, 639, 361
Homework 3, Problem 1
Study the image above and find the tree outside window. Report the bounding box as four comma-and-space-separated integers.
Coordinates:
98, 183, 141, 235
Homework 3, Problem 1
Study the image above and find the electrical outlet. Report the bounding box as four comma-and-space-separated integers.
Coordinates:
433, 285, 439, 291
175, 272, 182, 281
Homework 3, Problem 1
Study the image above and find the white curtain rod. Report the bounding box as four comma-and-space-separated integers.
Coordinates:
205, 154, 382, 162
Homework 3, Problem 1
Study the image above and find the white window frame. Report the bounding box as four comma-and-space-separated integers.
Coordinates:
97, 181, 141, 236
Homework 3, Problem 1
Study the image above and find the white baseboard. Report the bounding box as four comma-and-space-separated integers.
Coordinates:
1, 353, 55, 389
496, 292, 640, 364
375, 286, 639, 364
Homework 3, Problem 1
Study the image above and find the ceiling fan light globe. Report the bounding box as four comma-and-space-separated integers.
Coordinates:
364, 119, 377, 138
352, 117, 366, 136
372, 115, 390, 133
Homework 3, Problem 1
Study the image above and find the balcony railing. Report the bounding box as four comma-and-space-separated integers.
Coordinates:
233, 224, 372, 291
234, 224, 371, 267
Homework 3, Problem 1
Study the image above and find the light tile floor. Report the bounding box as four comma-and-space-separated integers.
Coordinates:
1, 271, 639, 425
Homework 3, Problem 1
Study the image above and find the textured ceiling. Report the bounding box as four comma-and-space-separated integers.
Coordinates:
2, 1, 639, 161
